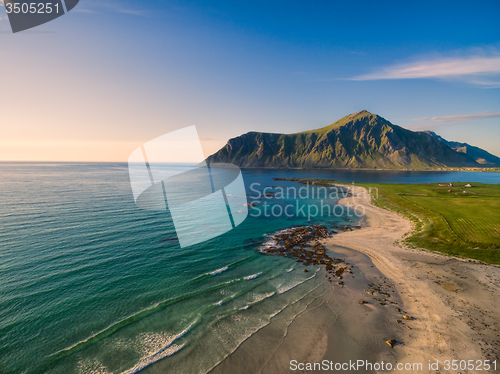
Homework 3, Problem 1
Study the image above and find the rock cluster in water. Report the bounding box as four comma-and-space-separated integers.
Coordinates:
261, 224, 355, 281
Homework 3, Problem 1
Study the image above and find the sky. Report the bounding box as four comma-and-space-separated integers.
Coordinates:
0, 0, 499, 162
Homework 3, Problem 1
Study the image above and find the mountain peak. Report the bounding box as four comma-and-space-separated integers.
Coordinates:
340, 110, 376, 121
346, 109, 380, 122
303, 110, 382, 135
354, 109, 373, 116
207, 111, 483, 169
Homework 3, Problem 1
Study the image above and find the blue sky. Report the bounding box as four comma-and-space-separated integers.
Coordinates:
1, 0, 499, 161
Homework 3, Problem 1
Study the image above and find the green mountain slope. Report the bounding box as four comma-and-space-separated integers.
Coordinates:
207, 110, 480, 169
425, 131, 500, 166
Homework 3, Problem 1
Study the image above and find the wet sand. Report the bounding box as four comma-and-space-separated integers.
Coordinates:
210, 255, 401, 374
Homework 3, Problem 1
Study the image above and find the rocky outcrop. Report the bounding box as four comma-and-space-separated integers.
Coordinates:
260, 224, 355, 281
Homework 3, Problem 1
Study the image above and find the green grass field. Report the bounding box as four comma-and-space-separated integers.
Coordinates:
358, 182, 500, 265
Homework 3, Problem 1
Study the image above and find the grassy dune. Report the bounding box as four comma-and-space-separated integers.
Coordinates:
362, 182, 500, 265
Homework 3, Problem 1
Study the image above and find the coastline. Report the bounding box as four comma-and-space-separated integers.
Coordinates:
237, 166, 500, 173
209, 183, 500, 374
321, 184, 500, 373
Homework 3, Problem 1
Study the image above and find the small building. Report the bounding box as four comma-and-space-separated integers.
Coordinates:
465, 183, 472, 188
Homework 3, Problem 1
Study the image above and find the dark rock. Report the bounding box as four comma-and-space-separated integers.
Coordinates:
385, 339, 398, 348
260, 224, 352, 283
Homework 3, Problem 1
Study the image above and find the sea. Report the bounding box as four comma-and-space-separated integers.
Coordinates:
1, 162, 499, 374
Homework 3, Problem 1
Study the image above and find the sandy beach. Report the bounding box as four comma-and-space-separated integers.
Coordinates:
211, 184, 500, 374
320, 184, 500, 373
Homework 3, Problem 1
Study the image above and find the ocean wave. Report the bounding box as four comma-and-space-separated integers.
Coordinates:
253, 291, 275, 303
191, 256, 256, 282
123, 344, 185, 374
258, 227, 300, 252
77, 358, 111, 374
277, 269, 319, 295
268, 309, 284, 319
122, 318, 198, 374
190, 266, 229, 282
242, 292, 276, 310
220, 278, 242, 286
206, 319, 272, 374
239, 291, 276, 312
209, 266, 228, 276
243, 272, 262, 280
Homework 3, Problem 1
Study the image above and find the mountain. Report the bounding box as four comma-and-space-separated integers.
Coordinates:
207, 110, 483, 169
424, 131, 500, 166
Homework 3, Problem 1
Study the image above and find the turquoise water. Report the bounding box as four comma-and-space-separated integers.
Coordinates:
1, 163, 499, 374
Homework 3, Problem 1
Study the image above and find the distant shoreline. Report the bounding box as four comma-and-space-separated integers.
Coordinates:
1, 161, 498, 173
238, 166, 500, 173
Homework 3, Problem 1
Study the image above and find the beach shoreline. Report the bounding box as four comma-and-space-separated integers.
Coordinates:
210, 183, 500, 374
319, 184, 500, 373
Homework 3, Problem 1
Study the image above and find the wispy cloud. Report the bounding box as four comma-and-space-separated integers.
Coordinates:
414, 111, 500, 123
350, 49, 500, 87
73, 8, 98, 14
408, 111, 500, 130
73, 0, 147, 16
108, 7, 147, 16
